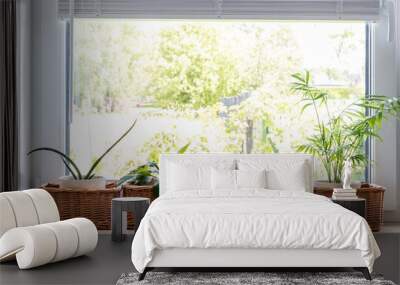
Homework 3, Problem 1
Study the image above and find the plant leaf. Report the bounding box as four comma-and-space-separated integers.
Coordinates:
177, 142, 191, 154
28, 147, 83, 179
85, 120, 137, 179
117, 175, 136, 187
62, 158, 78, 179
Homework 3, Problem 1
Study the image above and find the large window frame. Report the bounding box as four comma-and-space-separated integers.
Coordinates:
65, 19, 374, 180
365, 23, 373, 182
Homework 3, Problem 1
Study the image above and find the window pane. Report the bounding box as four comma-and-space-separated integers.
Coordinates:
71, 20, 365, 179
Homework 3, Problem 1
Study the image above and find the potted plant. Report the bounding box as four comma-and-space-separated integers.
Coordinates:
118, 161, 159, 187
118, 142, 190, 198
28, 120, 137, 190
291, 71, 400, 189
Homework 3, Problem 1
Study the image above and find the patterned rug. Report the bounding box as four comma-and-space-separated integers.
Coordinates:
116, 272, 396, 285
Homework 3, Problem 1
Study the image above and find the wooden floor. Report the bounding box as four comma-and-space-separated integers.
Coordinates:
0, 234, 134, 285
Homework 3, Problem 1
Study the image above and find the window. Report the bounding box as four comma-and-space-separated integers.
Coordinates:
70, 19, 366, 179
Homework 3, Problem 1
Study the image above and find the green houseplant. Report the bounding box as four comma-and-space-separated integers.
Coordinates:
117, 161, 159, 187
28, 120, 137, 190
117, 142, 190, 198
291, 71, 400, 184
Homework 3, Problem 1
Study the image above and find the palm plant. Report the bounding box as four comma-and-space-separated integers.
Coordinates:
291, 71, 400, 183
28, 120, 137, 180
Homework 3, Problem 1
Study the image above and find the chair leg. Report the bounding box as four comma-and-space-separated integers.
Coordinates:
138, 268, 148, 281
354, 267, 372, 280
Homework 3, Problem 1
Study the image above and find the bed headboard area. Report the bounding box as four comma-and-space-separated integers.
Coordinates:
159, 153, 314, 195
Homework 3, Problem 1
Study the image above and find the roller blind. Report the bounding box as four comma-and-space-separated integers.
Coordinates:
58, 0, 383, 21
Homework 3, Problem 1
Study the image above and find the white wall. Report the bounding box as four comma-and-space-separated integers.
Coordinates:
30, 0, 67, 186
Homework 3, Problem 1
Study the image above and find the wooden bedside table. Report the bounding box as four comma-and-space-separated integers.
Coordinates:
332, 198, 366, 218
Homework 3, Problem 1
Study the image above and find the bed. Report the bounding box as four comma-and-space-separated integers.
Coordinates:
131, 154, 380, 280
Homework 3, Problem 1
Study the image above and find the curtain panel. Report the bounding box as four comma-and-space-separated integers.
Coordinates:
0, 0, 18, 192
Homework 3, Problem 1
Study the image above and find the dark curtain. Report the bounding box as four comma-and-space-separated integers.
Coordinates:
0, 0, 17, 192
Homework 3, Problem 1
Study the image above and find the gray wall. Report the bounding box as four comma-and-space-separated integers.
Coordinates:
16, 0, 32, 189
373, 8, 400, 221
30, 0, 67, 186
380, 2, 400, 222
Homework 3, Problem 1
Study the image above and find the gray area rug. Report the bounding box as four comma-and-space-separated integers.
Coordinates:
116, 272, 396, 285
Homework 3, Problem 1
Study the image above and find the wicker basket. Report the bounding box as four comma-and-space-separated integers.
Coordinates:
314, 183, 385, 232
122, 184, 155, 201
122, 184, 155, 229
42, 181, 121, 230
357, 184, 385, 232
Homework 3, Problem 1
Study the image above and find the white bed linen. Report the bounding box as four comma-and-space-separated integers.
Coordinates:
131, 190, 380, 273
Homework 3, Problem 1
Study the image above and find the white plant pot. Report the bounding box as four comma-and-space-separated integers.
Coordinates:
313, 180, 342, 190
313, 180, 360, 190
58, 176, 107, 190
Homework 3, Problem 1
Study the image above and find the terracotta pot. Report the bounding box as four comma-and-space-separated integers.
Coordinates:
58, 176, 107, 190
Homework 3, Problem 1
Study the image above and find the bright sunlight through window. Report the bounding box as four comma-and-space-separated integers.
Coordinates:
71, 20, 366, 179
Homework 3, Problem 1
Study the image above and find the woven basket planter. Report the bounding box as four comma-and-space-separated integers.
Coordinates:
122, 184, 156, 229
122, 184, 156, 201
314, 183, 385, 232
42, 181, 121, 230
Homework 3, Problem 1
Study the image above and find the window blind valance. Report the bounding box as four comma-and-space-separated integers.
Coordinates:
58, 0, 383, 21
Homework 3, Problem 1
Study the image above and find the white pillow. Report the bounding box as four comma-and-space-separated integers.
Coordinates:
167, 163, 211, 191
266, 162, 308, 191
236, 169, 267, 189
211, 168, 236, 191
238, 159, 310, 192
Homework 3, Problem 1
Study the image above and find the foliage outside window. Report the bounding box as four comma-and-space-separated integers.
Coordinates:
71, 20, 366, 180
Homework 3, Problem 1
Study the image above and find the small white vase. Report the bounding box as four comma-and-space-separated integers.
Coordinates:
58, 176, 107, 190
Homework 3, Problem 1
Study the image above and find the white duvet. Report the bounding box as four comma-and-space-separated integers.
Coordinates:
131, 190, 380, 273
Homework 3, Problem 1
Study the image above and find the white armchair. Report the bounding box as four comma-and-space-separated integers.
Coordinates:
0, 189, 98, 269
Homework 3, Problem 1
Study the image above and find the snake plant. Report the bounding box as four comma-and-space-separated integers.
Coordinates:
28, 120, 137, 180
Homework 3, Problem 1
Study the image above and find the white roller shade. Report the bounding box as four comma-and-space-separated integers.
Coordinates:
58, 0, 383, 21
